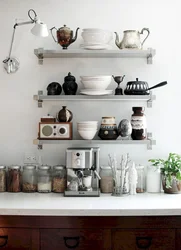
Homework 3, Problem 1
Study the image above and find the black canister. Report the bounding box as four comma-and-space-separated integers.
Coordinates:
131, 107, 147, 140
63, 72, 78, 95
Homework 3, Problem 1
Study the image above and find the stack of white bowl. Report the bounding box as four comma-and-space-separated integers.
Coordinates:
81, 28, 113, 50
77, 121, 98, 140
80, 75, 113, 95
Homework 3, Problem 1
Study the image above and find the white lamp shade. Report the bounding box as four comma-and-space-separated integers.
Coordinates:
31, 19, 49, 37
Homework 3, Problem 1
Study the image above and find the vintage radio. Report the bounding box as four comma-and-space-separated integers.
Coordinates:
39, 122, 72, 140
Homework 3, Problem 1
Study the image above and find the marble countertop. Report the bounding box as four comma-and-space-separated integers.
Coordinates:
0, 192, 181, 216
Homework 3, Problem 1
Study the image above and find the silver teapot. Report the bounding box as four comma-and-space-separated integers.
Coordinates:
115, 28, 150, 49
50, 25, 79, 49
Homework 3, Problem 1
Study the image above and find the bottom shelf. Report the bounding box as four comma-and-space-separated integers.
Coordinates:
33, 135, 156, 150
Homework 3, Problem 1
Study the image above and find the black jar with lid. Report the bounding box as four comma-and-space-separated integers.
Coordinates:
131, 107, 147, 140
62, 72, 78, 95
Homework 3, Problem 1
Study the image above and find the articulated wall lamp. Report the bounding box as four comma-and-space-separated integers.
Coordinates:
3, 9, 49, 74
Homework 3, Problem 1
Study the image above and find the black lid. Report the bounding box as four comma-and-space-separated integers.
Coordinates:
64, 72, 76, 81
132, 107, 144, 112
127, 78, 147, 84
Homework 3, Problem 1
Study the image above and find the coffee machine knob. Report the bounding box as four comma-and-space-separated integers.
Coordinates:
76, 158, 81, 166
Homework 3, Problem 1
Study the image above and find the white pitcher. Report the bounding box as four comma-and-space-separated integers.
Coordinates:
115, 28, 150, 49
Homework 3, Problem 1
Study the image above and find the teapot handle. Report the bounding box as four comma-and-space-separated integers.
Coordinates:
140, 28, 150, 48
50, 27, 58, 43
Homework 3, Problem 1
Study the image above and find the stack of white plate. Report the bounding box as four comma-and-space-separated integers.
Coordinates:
81, 28, 113, 50
80, 75, 113, 96
77, 121, 98, 140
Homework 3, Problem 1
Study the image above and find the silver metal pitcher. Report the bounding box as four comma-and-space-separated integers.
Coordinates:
115, 28, 150, 49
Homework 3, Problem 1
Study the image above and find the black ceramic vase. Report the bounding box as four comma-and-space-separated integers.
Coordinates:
57, 106, 73, 122
47, 82, 62, 95
63, 72, 78, 95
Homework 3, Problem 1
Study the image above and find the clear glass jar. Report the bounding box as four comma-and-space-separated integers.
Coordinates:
22, 165, 37, 192
0, 166, 6, 192
7, 165, 21, 192
99, 166, 114, 193
52, 165, 67, 193
146, 165, 161, 193
136, 165, 145, 193
37, 165, 52, 193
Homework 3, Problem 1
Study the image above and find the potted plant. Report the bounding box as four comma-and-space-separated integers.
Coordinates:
149, 153, 181, 194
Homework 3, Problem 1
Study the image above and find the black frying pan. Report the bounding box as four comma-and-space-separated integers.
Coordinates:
124, 79, 167, 95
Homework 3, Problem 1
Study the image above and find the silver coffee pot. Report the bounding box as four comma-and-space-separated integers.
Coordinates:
115, 28, 150, 49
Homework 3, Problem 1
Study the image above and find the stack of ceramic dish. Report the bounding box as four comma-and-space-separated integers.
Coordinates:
80, 75, 113, 96
81, 28, 113, 50
77, 121, 98, 140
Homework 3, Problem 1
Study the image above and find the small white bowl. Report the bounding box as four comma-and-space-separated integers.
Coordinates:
78, 129, 97, 140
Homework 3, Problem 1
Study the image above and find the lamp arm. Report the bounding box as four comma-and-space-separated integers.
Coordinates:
3, 20, 34, 63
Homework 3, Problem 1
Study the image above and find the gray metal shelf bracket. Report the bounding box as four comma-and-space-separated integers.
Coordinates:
147, 91, 156, 108
147, 48, 153, 64
147, 132, 156, 150
37, 48, 44, 65
37, 90, 43, 108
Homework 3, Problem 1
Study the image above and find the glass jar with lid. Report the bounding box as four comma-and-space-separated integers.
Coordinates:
131, 107, 147, 140
99, 166, 114, 193
136, 165, 145, 193
0, 166, 6, 192
22, 165, 37, 192
52, 165, 67, 193
7, 165, 21, 192
37, 165, 52, 193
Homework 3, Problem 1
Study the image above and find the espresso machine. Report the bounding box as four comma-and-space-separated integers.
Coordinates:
64, 147, 101, 197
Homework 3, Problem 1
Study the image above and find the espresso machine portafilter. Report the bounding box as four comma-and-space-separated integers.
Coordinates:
64, 147, 101, 197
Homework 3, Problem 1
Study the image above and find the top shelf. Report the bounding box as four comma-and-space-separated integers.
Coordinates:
34, 47, 156, 65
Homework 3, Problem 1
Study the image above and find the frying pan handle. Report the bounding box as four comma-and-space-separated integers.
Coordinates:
147, 81, 167, 91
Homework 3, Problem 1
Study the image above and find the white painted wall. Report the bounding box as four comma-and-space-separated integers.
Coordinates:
0, 0, 180, 167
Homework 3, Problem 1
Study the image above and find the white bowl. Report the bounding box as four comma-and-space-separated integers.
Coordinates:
80, 75, 111, 81
77, 128, 97, 131
78, 121, 98, 124
78, 129, 97, 140
83, 28, 110, 32
77, 124, 98, 128
81, 79, 111, 90
81, 31, 112, 44
77, 125, 98, 129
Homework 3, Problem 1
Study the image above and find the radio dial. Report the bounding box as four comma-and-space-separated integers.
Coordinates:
59, 127, 67, 134
53, 133, 56, 136
53, 126, 56, 129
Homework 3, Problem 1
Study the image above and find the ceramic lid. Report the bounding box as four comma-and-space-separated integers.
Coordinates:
64, 72, 76, 81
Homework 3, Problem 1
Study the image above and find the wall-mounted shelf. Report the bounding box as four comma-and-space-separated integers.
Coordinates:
33, 133, 156, 150
33, 91, 156, 108
34, 47, 156, 65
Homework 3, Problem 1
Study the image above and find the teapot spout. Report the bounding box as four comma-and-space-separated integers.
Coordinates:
114, 32, 120, 48
72, 27, 80, 43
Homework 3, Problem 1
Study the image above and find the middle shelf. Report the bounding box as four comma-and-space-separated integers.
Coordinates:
33, 91, 156, 108
33, 134, 156, 150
